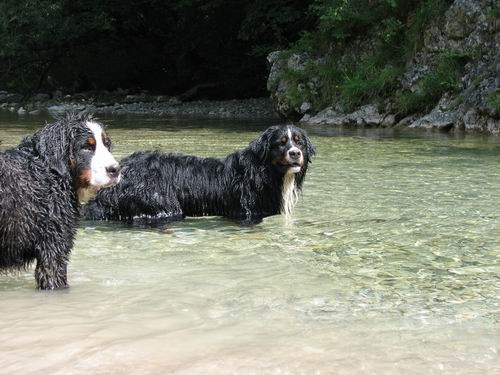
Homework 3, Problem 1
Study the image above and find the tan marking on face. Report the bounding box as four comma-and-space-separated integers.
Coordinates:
76, 168, 98, 204
78, 168, 92, 187
78, 186, 98, 204
88, 137, 96, 146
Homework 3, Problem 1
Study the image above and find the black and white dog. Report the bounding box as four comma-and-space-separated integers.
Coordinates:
0, 114, 120, 289
83, 125, 315, 224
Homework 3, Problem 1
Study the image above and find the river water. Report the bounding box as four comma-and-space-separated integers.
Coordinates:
0, 113, 499, 374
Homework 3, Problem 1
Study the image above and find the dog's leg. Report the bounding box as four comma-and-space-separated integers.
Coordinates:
34, 250, 69, 290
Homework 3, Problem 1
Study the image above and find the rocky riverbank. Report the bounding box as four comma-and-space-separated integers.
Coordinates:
0, 91, 278, 119
267, 0, 500, 134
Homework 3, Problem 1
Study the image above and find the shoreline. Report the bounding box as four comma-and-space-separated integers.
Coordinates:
0, 92, 279, 120
1, 91, 498, 135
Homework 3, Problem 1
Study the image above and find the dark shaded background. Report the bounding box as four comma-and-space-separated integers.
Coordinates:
0, 0, 313, 98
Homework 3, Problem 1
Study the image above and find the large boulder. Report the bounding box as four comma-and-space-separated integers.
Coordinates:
301, 104, 396, 127
268, 0, 500, 133
267, 51, 312, 120
403, 0, 499, 132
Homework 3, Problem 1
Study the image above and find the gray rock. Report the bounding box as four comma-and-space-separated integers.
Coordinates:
17, 107, 27, 115
267, 51, 312, 120
409, 106, 457, 131
0, 93, 23, 103
300, 107, 343, 126
348, 105, 384, 126
381, 114, 397, 127
33, 93, 50, 101
266, 51, 284, 87
47, 104, 86, 115
269, 0, 500, 133
463, 108, 500, 133
299, 102, 312, 114
28, 109, 41, 115
287, 53, 308, 71
168, 97, 182, 105
301, 104, 390, 127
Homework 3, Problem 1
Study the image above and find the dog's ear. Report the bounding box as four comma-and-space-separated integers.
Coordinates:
32, 120, 74, 176
301, 130, 316, 163
250, 127, 275, 163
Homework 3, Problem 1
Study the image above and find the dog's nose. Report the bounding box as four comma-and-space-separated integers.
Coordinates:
288, 149, 301, 160
106, 164, 121, 178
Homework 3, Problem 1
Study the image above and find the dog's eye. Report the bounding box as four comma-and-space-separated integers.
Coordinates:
102, 134, 111, 149
103, 138, 111, 149
293, 135, 301, 143
280, 137, 287, 144
83, 137, 96, 151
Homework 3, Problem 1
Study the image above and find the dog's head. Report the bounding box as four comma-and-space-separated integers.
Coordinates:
20, 114, 121, 203
72, 119, 121, 203
250, 124, 315, 176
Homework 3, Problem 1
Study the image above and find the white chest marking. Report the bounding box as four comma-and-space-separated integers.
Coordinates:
281, 171, 298, 217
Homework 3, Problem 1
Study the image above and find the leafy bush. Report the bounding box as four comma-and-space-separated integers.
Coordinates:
487, 91, 500, 111
397, 50, 470, 115
276, 0, 453, 113
0, 0, 314, 96
489, 3, 500, 18
0, 0, 112, 91
339, 61, 403, 110
403, 0, 450, 59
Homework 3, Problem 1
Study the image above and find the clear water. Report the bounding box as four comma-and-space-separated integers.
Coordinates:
0, 113, 499, 374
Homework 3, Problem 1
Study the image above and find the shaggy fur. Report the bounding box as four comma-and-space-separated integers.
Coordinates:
83, 124, 315, 224
0, 114, 120, 289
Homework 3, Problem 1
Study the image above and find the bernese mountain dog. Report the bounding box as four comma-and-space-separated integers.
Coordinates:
83, 124, 315, 224
0, 114, 121, 289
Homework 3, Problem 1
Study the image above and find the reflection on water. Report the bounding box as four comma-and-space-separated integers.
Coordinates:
1, 113, 499, 374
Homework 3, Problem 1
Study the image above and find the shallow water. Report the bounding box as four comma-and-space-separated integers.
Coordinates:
0, 113, 499, 374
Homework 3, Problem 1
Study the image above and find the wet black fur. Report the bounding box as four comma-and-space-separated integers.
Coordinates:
0, 114, 104, 289
83, 125, 315, 224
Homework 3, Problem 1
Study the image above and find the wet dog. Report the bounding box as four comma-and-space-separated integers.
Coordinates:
83, 124, 315, 224
0, 114, 120, 289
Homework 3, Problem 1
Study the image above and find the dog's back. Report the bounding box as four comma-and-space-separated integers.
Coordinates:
0, 148, 74, 269
83, 151, 241, 221
83, 125, 315, 224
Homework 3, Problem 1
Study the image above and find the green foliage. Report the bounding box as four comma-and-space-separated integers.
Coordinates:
339, 63, 403, 110
380, 17, 404, 46
239, 0, 312, 56
0, 0, 314, 96
276, 0, 454, 113
397, 50, 470, 115
311, 0, 408, 42
489, 3, 500, 18
487, 92, 500, 111
0, 0, 113, 91
402, 0, 450, 59
275, 52, 403, 112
